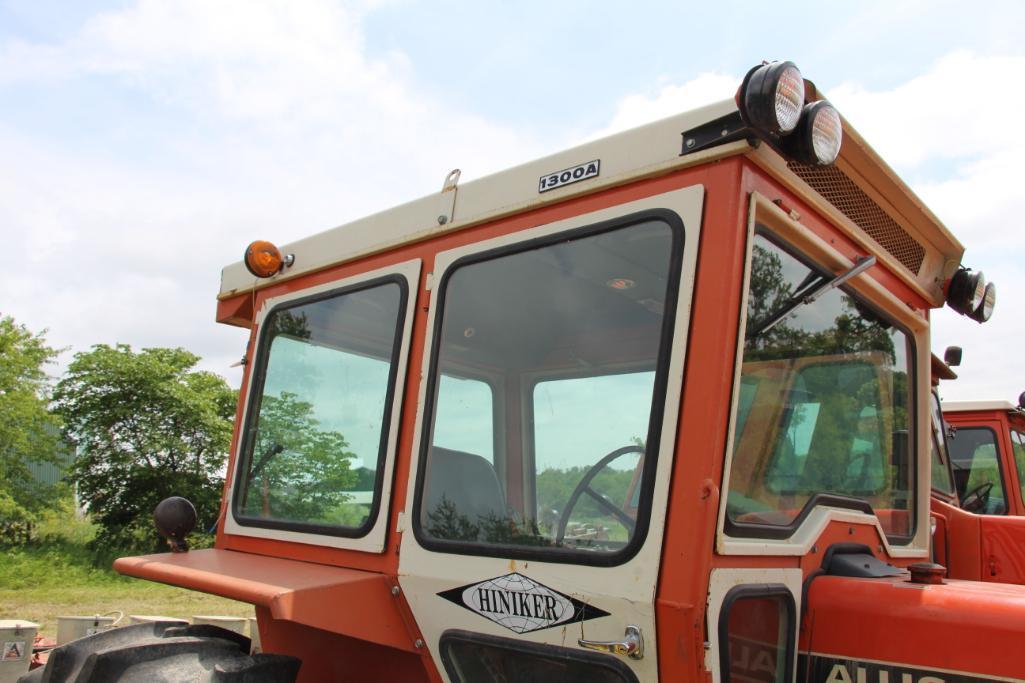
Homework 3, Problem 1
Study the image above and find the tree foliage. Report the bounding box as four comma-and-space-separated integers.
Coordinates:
0, 315, 63, 533
240, 390, 359, 524
53, 345, 235, 552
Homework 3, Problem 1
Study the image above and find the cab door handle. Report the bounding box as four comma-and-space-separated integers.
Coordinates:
578, 625, 644, 660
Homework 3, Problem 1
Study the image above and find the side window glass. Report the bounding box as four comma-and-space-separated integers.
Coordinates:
719, 587, 795, 683
236, 281, 404, 533
726, 231, 914, 540
948, 427, 1006, 515
929, 392, 955, 495
1011, 430, 1025, 505
433, 375, 496, 464
533, 372, 653, 546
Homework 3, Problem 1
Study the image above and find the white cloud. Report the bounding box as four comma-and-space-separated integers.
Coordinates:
0, 0, 545, 386
583, 72, 739, 140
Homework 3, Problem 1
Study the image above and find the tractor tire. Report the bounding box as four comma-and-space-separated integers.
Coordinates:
19, 621, 300, 683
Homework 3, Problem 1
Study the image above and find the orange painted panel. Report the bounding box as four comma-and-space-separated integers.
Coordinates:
806, 575, 1025, 679
114, 549, 421, 653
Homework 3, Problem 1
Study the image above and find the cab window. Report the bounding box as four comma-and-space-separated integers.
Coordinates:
1012, 430, 1025, 505
234, 279, 405, 535
416, 215, 682, 562
726, 230, 914, 540
929, 391, 955, 496
948, 426, 1006, 514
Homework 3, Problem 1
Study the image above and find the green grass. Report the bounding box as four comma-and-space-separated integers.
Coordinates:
0, 508, 252, 640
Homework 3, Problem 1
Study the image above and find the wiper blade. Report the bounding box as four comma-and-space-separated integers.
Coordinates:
748, 255, 876, 339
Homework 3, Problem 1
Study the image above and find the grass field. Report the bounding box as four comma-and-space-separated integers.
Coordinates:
0, 508, 253, 640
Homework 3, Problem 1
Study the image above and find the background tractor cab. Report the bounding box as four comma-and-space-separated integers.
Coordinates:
928, 353, 1025, 585
944, 398, 1025, 517
54, 59, 1023, 683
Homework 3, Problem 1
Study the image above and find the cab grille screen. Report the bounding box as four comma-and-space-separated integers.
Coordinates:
786, 161, 926, 275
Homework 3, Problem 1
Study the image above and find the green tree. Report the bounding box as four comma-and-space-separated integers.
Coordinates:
53, 345, 235, 554
0, 316, 63, 536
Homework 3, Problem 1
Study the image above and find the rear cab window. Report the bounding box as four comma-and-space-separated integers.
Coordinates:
231, 275, 408, 537
725, 229, 915, 541
414, 214, 683, 563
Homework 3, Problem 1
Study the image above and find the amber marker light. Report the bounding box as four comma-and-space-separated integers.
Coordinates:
244, 240, 292, 278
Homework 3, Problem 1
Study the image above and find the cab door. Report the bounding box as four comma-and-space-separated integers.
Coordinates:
398, 185, 704, 682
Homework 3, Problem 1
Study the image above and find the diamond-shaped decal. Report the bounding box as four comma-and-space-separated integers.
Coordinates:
437, 572, 610, 634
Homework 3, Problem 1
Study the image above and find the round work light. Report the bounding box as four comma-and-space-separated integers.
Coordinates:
969, 282, 996, 323
946, 269, 987, 317
738, 61, 805, 135
244, 240, 286, 278
778, 101, 843, 166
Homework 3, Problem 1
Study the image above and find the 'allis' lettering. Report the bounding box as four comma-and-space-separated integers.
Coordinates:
803, 656, 997, 683
825, 665, 945, 683
475, 587, 560, 621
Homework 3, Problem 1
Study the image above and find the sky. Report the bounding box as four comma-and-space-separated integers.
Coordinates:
2, 0, 1023, 404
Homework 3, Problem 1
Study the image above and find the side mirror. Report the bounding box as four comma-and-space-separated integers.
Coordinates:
154, 496, 197, 553
943, 346, 963, 368
1018, 391, 1025, 411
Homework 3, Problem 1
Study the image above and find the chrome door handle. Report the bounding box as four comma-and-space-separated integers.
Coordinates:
578, 624, 644, 660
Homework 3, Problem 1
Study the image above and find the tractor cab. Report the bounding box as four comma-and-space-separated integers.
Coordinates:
94, 59, 1025, 683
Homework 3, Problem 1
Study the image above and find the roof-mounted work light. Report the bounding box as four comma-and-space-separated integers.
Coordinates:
778, 100, 843, 166
738, 61, 805, 135
244, 240, 294, 278
683, 60, 843, 167
947, 268, 995, 323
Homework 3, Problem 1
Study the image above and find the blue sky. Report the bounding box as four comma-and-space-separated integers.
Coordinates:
1, 0, 1023, 403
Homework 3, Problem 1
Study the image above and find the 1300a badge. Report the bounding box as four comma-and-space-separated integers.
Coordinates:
437, 573, 610, 634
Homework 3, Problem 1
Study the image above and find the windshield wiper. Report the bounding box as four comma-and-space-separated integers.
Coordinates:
748, 255, 876, 339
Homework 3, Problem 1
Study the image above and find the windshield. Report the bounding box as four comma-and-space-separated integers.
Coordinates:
416, 216, 681, 561
725, 231, 914, 540
234, 279, 405, 534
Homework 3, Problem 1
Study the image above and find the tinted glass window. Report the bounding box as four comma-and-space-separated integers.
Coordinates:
418, 218, 679, 559
236, 281, 404, 532
948, 426, 1006, 514
1012, 430, 1025, 505
441, 631, 638, 683
720, 589, 794, 683
726, 231, 914, 539
929, 391, 955, 495
434, 375, 495, 464
534, 372, 652, 546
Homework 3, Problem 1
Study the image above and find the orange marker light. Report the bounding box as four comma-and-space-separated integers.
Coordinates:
244, 240, 284, 278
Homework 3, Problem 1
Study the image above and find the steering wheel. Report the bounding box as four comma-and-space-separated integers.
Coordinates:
555, 445, 644, 545
961, 481, 994, 513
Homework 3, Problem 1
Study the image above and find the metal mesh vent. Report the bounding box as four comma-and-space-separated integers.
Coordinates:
786, 161, 926, 275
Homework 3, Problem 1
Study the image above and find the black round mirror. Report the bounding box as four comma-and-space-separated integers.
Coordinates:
154, 496, 197, 553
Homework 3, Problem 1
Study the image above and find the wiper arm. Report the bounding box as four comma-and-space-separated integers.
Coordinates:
748, 255, 876, 339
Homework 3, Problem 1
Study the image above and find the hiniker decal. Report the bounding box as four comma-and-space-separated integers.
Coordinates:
437, 572, 610, 634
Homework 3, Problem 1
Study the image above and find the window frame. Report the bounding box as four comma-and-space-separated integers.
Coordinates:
717, 584, 796, 683
410, 209, 686, 567
947, 424, 1008, 515
224, 260, 420, 551
723, 228, 918, 544
716, 192, 930, 559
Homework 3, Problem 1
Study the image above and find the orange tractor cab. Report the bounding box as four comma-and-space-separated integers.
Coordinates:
927, 371, 1025, 586
944, 398, 1025, 517
31, 61, 1025, 682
